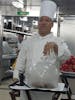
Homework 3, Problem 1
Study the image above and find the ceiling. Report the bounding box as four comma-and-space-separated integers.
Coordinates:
0, 0, 75, 15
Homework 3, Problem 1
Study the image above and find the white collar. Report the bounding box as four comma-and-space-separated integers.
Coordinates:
37, 32, 53, 39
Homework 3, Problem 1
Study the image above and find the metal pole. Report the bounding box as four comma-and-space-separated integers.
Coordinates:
57, 7, 60, 37
0, 11, 3, 83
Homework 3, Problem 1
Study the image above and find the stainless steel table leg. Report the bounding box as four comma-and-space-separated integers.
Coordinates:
25, 90, 32, 100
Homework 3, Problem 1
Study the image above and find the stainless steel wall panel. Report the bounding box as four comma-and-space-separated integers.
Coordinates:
60, 16, 75, 94
60, 17, 75, 55
0, 12, 3, 83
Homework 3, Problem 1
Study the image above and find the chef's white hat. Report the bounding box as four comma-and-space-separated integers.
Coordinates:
40, 0, 57, 20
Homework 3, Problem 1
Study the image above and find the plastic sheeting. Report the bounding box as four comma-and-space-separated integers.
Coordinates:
26, 51, 60, 89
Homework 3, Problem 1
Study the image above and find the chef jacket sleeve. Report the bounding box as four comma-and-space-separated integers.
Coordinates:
13, 40, 28, 80
58, 38, 71, 64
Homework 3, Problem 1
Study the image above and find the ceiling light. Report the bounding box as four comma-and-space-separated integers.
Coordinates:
12, 1, 23, 8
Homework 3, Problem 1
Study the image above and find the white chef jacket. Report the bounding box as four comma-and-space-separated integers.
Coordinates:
13, 33, 71, 100
3, 41, 14, 54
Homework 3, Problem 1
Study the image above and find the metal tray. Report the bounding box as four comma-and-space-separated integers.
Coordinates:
61, 71, 75, 75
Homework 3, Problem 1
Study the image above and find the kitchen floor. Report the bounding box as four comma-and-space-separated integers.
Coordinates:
0, 78, 19, 100
0, 90, 20, 100
0, 78, 75, 100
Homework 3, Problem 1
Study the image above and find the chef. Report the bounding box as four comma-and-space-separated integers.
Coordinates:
13, 0, 71, 100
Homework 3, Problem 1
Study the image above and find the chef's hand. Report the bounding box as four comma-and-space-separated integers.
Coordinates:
43, 42, 58, 56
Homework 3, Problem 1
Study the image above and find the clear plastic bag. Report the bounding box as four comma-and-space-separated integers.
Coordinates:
26, 50, 60, 88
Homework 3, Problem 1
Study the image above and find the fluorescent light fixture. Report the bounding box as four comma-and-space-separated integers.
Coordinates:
12, 1, 23, 8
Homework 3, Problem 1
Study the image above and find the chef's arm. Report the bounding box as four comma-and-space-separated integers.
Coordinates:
13, 44, 27, 82
58, 41, 71, 65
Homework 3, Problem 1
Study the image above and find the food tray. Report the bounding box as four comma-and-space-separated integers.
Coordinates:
9, 83, 65, 92
61, 70, 75, 74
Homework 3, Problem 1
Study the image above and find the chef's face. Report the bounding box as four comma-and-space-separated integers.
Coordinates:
38, 16, 53, 37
